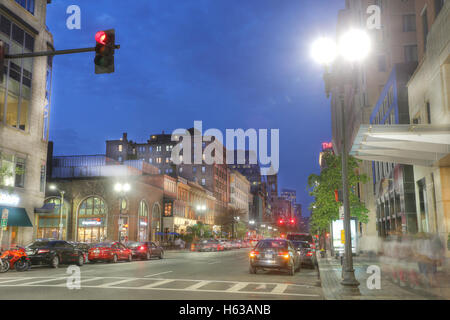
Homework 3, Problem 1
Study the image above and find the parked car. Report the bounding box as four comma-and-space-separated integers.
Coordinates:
292, 241, 316, 267
88, 242, 132, 263
231, 240, 241, 249
218, 240, 232, 250
25, 240, 84, 268
287, 233, 315, 250
127, 241, 164, 260
191, 239, 219, 252
249, 239, 301, 275
69, 242, 91, 264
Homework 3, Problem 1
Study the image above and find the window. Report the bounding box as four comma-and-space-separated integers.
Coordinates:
193, 167, 197, 173
435, 0, 444, 17
156, 157, 162, 164
0, 16, 34, 131
377, 55, 386, 72
202, 166, 206, 173
118, 156, 123, 162
165, 157, 170, 163
40, 165, 46, 192
422, 9, 429, 51
118, 145, 122, 152
404, 45, 418, 62
402, 14, 416, 32
42, 54, 53, 141
179, 167, 183, 173
149, 158, 153, 164
156, 146, 162, 152
15, 0, 35, 15
79, 197, 107, 216
14, 157, 25, 188
201, 179, 206, 186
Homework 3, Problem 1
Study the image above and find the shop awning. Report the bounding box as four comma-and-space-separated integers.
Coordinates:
0, 206, 33, 227
34, 203, 55, 214
350, 124, 450, 167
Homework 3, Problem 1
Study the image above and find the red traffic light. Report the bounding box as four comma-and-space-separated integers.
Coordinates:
290, 219, 295, 224
278, 219, 284, 225
95, 31, 108, 45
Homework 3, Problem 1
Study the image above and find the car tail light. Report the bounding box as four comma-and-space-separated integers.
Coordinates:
306, 251, 313, 257
38, 249, 49, 254
278, 252, 290, 259
249, 251, 259, 257
139, 246, 145, 251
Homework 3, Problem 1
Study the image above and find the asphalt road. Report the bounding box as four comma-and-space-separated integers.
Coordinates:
0, 248, 323, 300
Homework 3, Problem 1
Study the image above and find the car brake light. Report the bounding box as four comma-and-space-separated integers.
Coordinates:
249, 251, 259, 257
278, 252, 290, 259
38, 249, 49, 254
139, 246, 145, 250
306, 252, 313, 257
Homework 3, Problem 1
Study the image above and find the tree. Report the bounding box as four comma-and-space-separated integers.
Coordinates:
307, 152, 369, 235
215, 207, 247, 239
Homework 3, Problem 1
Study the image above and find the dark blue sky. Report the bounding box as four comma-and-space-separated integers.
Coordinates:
46, 0, 345, 216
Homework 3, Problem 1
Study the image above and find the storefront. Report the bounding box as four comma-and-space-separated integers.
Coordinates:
76, 196, 108, 243
138, 200, 149, 242
0, 192, 33, 248
151, 203, 161, 241
36, 197, 70, 240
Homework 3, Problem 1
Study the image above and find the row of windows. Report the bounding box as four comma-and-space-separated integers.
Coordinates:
0, 13, 35, 132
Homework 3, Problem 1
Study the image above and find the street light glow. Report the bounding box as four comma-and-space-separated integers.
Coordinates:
311, 37, 337, 65
123, 183, 131, 192
115, 183, 130, 193
338, 29, 371, 62
49, 184, 57, 190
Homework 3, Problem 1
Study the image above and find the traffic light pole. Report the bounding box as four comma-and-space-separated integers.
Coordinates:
4, 45, 120, 60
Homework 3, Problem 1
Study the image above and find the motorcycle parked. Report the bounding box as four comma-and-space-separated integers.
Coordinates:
0, 247, 31, 273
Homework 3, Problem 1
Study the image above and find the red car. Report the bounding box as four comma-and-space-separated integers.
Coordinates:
88, 242, 132, 263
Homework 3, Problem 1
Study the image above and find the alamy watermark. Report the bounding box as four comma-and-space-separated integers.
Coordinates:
170, 121, 279, 176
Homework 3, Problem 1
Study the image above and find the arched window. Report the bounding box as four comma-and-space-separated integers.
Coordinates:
37, 197, 71, 239
138, 200, 149, 242
77, 196, 107, 243
151, 203, 161, 241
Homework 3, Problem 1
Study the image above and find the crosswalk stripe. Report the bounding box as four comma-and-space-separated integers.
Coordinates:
98, 278, 136, 287
139, 279, 174, 289
271, 284, 289, 294
184, 281, 210, 290
226, 282, 248, 292
17, 277, 66, 286
0, 278, 35, 284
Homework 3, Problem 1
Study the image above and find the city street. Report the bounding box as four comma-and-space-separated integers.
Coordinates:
0, 249, 323, 300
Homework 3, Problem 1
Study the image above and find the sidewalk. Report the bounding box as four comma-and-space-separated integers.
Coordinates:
317, 252, 449, 300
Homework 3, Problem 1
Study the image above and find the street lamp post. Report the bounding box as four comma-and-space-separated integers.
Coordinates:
50, 185, 66, 240
114, 182, 130, 242
311, 29, 370, 292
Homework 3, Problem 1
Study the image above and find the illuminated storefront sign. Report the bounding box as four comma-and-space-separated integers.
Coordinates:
140, 221, 148, 226
81, 219, 102, 226
0, 192, 20, 206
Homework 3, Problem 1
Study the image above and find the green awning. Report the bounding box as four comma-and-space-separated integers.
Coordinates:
0, 206, 33, 227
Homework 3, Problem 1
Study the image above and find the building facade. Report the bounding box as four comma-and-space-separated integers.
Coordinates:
0, 0, 53, 247
407, 0, 449, 245
229, 170, 250, 222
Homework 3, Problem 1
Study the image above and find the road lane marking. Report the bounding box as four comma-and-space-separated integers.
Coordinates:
98, 278, 137, 287
226, 282, 249, 292
139, 279, 175, 288
271, 284, 289, 294
207, 261, 220, 264
145, 271, 173, 278
184, 281, 210, 290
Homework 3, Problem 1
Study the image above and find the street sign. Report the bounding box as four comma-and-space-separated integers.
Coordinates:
341, 229, 345, 244
1, 219, 7, 230
339, 206, 344, 220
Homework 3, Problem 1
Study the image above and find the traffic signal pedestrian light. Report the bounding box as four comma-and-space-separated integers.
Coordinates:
94, 29, 116, 74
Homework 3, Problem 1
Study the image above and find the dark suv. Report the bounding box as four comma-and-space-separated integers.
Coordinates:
249, 239, 300, 275
26, 240, 84, 268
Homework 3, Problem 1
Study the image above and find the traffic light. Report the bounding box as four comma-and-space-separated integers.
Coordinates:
278, 219, 284, 225
94, 29, 116, 74
0, 41, 4, 83
290, 218, 295, 224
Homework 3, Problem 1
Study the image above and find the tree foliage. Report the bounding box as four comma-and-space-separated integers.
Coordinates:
307, 152, 369, 234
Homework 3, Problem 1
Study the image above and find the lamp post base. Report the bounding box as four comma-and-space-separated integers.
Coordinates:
340, 269, 360, 296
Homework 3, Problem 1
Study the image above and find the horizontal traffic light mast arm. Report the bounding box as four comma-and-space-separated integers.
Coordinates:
4, 45, 120, 60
